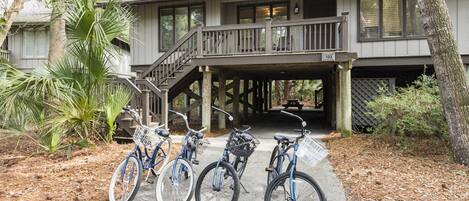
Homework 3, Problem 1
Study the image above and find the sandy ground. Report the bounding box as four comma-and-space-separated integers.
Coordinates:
0, 131, 180, 201
326, 135, 469, 201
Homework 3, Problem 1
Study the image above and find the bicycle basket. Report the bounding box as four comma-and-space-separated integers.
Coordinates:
295, 135, 328, 167
133, 126, 162, 148
227, 132, 258, 157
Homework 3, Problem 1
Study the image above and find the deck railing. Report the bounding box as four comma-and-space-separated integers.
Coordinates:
200, 14, 348, 56
0, 50, 10, 62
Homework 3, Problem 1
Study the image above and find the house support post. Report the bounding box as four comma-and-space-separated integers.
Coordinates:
335, 67, 342, 131
243, 80, 249, 119
218, 71, 226, 129
268, 80, 272, 109
142, 89, 150, 125
253, 80, 258, 114
161, 89, 169, 129
263, 79, 268, 112
201, 66, 212, 132
258, 80, 263, 113
185, 93, 191, 121
337, 61, 352, 135
233, 76, 240, 126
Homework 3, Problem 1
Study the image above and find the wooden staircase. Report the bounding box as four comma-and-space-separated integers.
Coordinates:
115, 28, 201, 138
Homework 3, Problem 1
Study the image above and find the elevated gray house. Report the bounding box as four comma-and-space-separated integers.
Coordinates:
2, 0, 132, 75
113, 0, 469, 136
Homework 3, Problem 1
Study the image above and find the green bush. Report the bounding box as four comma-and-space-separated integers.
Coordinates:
367, 75, 448, 138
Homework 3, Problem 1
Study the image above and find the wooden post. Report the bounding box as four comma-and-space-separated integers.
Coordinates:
243, 80, 249, 119
253, 80, 258, 114
198, 79, 203, 118
185, 93, 191, 121
201, 66, 212, 132
142, 89, 150, 125
263, 80, 268, 112
233, 76, 240, 126
265, 18, 272, 54
161, 89, 169, 129
268, 80, 272, 109
197, 25, 203, 56
340, 61, 352, 134
341, 12, 349, 52
218, 71, 226, 129
257, 80, 264, 113
335, 67, 343, 131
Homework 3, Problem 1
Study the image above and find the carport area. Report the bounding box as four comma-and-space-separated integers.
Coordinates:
192, 52, 356, 137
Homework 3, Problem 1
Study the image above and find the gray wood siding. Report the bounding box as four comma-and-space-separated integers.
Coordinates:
337, 0, 469, 58
8, 28, 49, 72
130, 0, 221, 65
131, 0, 469, 65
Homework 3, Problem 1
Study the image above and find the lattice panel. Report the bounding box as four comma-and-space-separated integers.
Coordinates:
352, 78, 396, 126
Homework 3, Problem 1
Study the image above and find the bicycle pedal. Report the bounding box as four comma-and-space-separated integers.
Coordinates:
193, 160, 199, 165
265, 167, 273, 172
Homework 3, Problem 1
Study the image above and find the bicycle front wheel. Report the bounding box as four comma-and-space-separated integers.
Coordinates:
264, 171, 325, 201
109, 155, 142, 201
195, 161, 240, 201
156, 158, 195, 201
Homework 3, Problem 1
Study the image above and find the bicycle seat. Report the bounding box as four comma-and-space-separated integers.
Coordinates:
273, 134, 295, 143
156, 129, 170, 137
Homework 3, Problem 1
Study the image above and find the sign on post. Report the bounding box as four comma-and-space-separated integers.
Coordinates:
321, 52, 336, 62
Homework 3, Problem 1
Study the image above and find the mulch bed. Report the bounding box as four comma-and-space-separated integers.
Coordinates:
326, 135, 469, 201
0, 130, 181, 201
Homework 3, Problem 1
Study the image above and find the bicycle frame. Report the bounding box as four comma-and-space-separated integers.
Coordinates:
120, 140, 169, 181
170, 131, 196, 183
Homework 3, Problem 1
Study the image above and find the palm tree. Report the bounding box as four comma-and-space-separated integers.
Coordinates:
0, 0, 134, 152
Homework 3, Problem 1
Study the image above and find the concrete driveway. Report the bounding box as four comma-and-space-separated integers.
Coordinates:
134, 111, 345, 201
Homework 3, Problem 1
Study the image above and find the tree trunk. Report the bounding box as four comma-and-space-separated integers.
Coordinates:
48, 0, 66, 63
0, 0, 25, 45
418, 0, 469, 165
283, 80, 292, 100
275, 80, 282, 105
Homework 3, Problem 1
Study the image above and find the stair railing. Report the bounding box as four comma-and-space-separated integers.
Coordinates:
140, 27, 199, 86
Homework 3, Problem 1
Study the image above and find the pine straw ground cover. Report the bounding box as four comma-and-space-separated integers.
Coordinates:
0, 131, 181, 201
326, 135, 469, 201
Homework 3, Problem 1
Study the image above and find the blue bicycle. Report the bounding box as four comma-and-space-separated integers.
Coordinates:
264, 110, 326, 201
109, 108, 172, 201
155, 110, 208, 201
195, 106, 259, 201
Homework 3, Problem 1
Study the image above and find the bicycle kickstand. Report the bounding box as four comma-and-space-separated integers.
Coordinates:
240, 182, 250, 193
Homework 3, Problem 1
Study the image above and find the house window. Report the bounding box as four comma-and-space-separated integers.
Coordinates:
359, 0, 424, 41
159, 4, 204, 51
22, 29, 48, 59
238, 2, 288, 24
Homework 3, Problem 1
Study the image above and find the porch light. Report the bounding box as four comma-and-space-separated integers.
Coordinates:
294, 3, 299, 14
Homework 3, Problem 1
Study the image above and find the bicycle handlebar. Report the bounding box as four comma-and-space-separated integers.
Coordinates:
280, 110, 307, 128
169, 109, 190, 130
212, 106, 234, 121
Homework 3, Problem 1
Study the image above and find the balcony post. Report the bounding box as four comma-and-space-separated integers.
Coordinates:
197, 25, 203, 56
341, 12, 349, 52
265, 18, 272, 54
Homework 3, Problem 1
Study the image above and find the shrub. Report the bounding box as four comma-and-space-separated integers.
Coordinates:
367, 75, 448, 138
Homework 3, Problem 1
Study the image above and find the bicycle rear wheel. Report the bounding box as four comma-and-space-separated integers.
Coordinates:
109, 155, 142, 201
264, 171, 325, 201
156, 158, 195, 201
195, 161, 240, 201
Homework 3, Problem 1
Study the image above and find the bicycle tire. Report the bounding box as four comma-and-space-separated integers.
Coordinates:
195, 161, 240, 201
264, 171, 326, 201
109, 155, 143, 201
155, 158, 195, 201
267, 145, 279, 184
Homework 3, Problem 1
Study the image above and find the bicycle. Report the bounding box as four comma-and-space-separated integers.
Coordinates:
195, 106, 259, 201
155, 110, 208, 201
264, 110, 326, 201
109, 108, 172, 201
